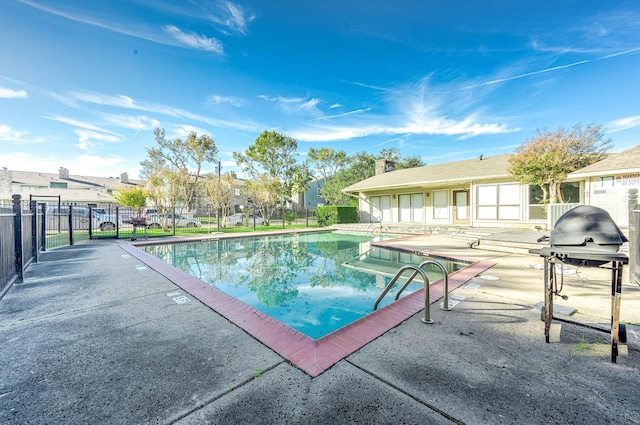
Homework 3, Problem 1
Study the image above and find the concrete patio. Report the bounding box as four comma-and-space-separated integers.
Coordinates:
1, 233, 639, 424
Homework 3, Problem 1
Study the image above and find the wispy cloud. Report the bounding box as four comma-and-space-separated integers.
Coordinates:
0, 87, 28, 98
258, 95, 321, 115
169, 124, 213, 139
290, 78, 516, 142
0, 124, 31, 143
313, 108, 373, 121
17, 0, 226, 53
606, 115, 640, 133
98, 113, 160, 130
45, 115, 120, 135
208, 1, 256, 35
208, 94, 244, 107
62, 91, 260, 132
462, 46, 640, 90
75, 130, 121, 151
164, 25, 223, 53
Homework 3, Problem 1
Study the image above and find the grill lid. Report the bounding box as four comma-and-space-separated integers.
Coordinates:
550, 205, 628, 250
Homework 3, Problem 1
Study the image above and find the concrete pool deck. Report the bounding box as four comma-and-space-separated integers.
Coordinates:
1, 233, 640, 424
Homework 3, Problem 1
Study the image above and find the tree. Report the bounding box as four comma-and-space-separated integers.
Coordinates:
320, 149, 425, 205
307, 147, 347, 188
141, 128, 218, 216
113, 186, 149, 216
508, 123, 610, 204
203, 173, 240, 227
245, 174, 281, 225
233, 130, 311, 222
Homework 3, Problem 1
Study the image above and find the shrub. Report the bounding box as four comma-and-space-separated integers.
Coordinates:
316, 206, 358, 227
284, 211, 297, 224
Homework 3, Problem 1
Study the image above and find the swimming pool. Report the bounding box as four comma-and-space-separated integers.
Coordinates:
124, 231, 494, 376
141, 232, 467, 339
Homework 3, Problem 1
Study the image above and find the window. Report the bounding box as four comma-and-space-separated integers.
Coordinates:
432, 190, 448, 219
370, 195, 391, 222
476, 184, 520, 220
50, 182, 68, 189
528, 182, 580, 220
398, 193, 424, 223
316, 186, 324, 200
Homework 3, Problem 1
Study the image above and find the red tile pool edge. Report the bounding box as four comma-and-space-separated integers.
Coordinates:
120, 243, 495, 377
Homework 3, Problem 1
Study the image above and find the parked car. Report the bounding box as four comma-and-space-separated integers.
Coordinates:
45, 206, 118, 231
145, 214, 201, 228
226, 213, 264, 226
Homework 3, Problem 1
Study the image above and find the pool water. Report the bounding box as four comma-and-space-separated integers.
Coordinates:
143, 232, 468, 339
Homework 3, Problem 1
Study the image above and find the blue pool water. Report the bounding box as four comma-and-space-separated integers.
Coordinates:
143, 232, 468, 339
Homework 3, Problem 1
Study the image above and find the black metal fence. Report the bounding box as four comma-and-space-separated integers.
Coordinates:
0, 195, 45, 299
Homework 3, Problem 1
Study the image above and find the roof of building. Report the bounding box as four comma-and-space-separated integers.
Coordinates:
0, 169, 144, 202
569, 144, 640, 178
342, 154, 512, 192
8, 170, 144, 190
3, 188, 117, 203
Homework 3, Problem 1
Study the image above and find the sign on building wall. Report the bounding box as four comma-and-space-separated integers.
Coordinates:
589, 173, 640, 227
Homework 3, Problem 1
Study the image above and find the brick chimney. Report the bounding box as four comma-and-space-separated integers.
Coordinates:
0, 167, 11, 193
58, 167, 69, 179
375, 159, 396, 175
120, 172, 129, 184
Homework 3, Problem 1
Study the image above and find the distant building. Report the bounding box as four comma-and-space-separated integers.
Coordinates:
0, 167, 144, 204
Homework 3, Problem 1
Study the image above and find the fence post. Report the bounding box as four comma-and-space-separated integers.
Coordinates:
88, 206, 94, 240
30, 200, 38, 262
40, 203, 47, 252
12, 194, 24, 283
69, 204, 74, 246
628, 188, 638, 285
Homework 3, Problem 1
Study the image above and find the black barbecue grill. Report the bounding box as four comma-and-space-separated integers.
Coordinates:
130, 216, 148, 241
530, 205, 629, 362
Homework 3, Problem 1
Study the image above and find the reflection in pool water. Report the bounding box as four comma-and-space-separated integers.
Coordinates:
143, 232, 468, 339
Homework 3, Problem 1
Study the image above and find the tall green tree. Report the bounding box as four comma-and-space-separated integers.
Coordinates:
233, 130, 311, 221
307, 147, 347, 188
321, 149, 425, 205
140, 128, 218, 216
508, 123, 610, 204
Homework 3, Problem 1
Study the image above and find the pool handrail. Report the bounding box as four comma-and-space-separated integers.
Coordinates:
394, 259, 451, 311
373, 264, 434, 324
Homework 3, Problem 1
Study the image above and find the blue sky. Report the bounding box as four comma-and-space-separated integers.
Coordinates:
1, 1, 639, 178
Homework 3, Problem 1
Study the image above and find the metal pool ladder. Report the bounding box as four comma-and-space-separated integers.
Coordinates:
373, 260, 451, 324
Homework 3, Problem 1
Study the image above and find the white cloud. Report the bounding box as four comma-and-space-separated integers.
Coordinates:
99, 113, 160, 130
164, 25, 224, 53
258, 95, 322, 115
0, 87, 28, 98
0, 124, 29, 142
66, 91, 260, 132
209, 1, 256, 35
17, 0, 226, 54
289, 78, 516, 142
606, 115, 640, 133
208, 94, 243, 107
45, 115, 119, 135
169, 124, 213, 139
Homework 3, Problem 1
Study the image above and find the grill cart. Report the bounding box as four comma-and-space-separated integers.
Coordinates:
130, 216, 148, 241
530, 205, 629, 362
